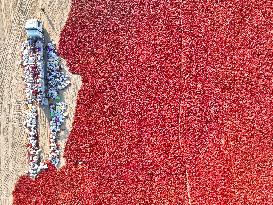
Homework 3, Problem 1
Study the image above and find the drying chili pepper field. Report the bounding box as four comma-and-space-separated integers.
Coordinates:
13, 0, 273, 204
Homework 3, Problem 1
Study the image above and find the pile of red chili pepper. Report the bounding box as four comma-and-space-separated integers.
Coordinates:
13, 0, 273, 204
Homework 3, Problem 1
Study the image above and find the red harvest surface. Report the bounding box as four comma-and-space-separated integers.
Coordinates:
13, 0, 273, 204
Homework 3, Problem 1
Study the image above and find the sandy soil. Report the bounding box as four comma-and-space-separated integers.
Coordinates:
0, 0, 81, 204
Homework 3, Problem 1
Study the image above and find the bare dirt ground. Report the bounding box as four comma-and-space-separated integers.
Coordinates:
0, 0, 82, 204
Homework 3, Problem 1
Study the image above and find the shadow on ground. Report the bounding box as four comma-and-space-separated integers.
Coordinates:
39, 28, 71, 169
